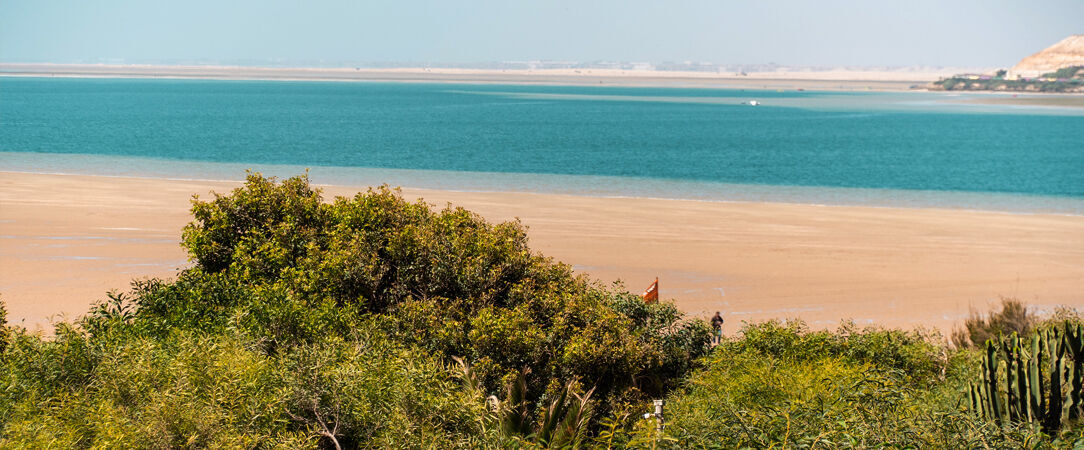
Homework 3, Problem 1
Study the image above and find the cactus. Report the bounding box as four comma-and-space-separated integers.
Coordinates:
971, 381, 988, 418
1048, 329, 1065, 431
1028, 334, 1043, 422
984, 340, 1003, 421
1002, 337, 1017, 420
1014, 341, 1030, 421
1065, 323, 1084, 421
970, 322, 1084, 433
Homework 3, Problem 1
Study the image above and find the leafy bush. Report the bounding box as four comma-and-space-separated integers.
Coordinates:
724, 319, 949, 383
166, 173, 711, 412
1041, 66, 1084, 80
1, 173, 710, 446
599, 320, 1066, 448
4, 173, 1076, 447
0, 326, 484, 448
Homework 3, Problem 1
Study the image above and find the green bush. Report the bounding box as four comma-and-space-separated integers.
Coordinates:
167, 173, 711, 412
0, 326, 485, 448
595, 319, 1067, 448
1042, 66, 1084, 80
5, 172, 1076, 447
725, 319, 947, 383
1, 173, 710, 447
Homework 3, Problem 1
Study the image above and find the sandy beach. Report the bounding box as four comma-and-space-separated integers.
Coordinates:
2, 171, 1081, 334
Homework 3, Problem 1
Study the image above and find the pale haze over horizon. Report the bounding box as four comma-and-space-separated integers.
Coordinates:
1, 0, 1081, 68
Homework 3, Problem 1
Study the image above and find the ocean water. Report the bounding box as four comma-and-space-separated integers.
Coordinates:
2, 77, 1082, 213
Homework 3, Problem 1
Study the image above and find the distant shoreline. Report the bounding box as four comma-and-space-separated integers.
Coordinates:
0, 62, 946, 92
7, 63, 1083, 108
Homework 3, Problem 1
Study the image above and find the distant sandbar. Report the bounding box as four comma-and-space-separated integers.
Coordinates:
2, 63, 957, 92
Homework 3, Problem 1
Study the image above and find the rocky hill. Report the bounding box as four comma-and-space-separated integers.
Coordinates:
928, 35, 1084, 92
1010, 35, 1084, 78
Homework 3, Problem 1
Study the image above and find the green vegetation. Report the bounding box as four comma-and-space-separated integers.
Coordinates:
970, 321, 1084, 434
0, 174, 707, 447
598, 320, 1084, 448
930, 66, 1084, 93
1045, 66, 1084, 80
0, 173, 1081, 447
0, 297, 8, 354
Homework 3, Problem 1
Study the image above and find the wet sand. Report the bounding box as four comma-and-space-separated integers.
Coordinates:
1, 172, 1082, 334
958, 95, 1084, 108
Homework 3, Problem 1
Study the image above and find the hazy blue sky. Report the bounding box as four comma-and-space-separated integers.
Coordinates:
1, 0, 1080, 67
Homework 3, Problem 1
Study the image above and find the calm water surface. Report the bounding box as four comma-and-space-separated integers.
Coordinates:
2, 77, 1082, 212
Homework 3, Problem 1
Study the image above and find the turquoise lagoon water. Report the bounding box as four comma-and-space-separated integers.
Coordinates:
1, 77, 1082, 213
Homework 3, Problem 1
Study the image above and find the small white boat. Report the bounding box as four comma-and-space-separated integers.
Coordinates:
746, 100, 760, 106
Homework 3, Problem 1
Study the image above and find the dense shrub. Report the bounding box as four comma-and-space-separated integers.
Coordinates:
1043, 65, 1084, 80
0, 327, 485, 448
599, 320, 1069, 448
2, 173, 1077, 447
0, 173, 709, 446
166, 174, 711, 412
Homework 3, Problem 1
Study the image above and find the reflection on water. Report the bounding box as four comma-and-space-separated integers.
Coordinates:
451, 89, 1084, 116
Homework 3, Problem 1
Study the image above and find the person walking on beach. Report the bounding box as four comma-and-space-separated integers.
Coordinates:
710, 311, 724, 345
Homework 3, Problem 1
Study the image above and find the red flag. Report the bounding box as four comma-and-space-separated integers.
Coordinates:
641, 277, 659, 303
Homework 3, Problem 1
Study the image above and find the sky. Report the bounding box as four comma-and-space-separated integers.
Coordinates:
1, 0, 1081, 68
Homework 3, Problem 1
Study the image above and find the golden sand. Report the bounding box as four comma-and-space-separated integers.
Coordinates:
2, 172, 1081, 333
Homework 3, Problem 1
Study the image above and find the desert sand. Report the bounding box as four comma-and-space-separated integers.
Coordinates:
1010, 34, 1084, 78
2, 172, 1082, 335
